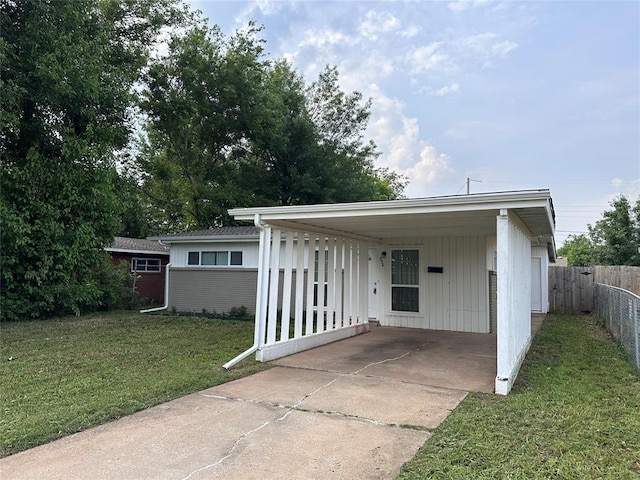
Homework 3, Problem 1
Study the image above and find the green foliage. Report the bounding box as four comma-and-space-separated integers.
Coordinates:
227, 305, 250, 320
559, 195, 640, 266
556, 234, 594, 266
93, 259, 144, 311
0, 0, 184, 320
589, 195, 640, 266
132, 22, 406, 231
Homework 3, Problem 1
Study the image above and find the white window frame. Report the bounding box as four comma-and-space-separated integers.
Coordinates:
187, 250, 243, 267
131, 257, 162, 273
390, 248, 420, 313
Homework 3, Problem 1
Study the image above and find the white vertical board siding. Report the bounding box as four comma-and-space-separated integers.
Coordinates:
382, 236, 489, 333
495, 210, 532, 395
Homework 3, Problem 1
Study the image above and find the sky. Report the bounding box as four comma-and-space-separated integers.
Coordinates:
188, 0, 640, 247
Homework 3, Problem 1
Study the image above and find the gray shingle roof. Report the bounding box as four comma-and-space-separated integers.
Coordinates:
153, 226, 260, 239
108, 237, 169, 253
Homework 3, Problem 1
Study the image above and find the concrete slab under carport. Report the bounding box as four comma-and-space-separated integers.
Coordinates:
273, 325, 499, 393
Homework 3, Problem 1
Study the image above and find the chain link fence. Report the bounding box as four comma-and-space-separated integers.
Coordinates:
594, 283, 640, 371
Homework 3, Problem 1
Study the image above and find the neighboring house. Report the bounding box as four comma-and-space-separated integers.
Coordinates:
152, 189, 556, 395
149, 227, 263, 314
106, 237, 169, 303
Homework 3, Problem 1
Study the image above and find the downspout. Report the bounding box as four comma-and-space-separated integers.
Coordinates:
223, 214, 266, 369
140, 263, 171, 313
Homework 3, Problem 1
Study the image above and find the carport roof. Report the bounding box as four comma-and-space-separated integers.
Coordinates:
230, 189, 556, 259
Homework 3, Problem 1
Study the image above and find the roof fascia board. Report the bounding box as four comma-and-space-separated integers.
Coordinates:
544, 199, 556, 234
149, 235, 260, 243
229, 190, 551, 220
105, 248, 169, 255
233, 198, 552, 226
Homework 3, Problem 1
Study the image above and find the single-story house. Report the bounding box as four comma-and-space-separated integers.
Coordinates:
151, 189, 556, 394
106, 237, 170, 303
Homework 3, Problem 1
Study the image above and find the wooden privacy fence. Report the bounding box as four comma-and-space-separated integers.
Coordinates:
549, 266, 640, 314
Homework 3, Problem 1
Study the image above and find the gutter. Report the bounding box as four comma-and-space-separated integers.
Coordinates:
140, 263, 171, 313
222, 215, 265, 369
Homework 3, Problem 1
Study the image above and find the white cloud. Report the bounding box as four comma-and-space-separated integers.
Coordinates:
611, 178, 640, 198
452, 33, 518, 66
359, 10, 401, 40
408, 42, 456, 74
234, 0, 289, 24
400, 25, 421, 39
365, 84, 452, 196
407, 32, 516, 76
299, 28, 352, 49
491, 40, 518, 58
448, 0, 492, 13
434, 82, 461, 96
404, 146, 453, 196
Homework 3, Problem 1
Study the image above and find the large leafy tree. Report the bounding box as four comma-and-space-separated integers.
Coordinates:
135, 22, 270, 231
558, 195, 640, 266
557, 234, 595, 267
133, 23, 405, 231
0, 0, 184, 320
589, 195, 640, 266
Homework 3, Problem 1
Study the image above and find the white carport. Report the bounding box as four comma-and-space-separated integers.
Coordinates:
225, 189, 556, 395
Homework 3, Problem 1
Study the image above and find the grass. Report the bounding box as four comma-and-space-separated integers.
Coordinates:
0, 311, 269, 457
3, 311, 639, 477
397, 314, 640, 479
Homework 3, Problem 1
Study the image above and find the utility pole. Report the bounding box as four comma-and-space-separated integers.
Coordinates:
466, 177, 481, 194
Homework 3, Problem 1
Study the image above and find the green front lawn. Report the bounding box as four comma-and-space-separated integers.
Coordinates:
3, 311, 639, 478
0, 311, 268, 457
398, 314, 640, 479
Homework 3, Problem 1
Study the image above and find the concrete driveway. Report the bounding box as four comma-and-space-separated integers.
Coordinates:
0, 325, 505, 480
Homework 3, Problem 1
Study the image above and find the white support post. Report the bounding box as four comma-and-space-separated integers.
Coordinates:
495, 209, 533, 395
305, 235, 317, 335
358, 241, 368, 324
496, 210, 510, 394
344, 240, 353, 326
335, 238, 344, 329
294, 233, 305, 339
257, 226, 272, 349
326, 236, 336, 331
280, 231, 294, 341
317, 236, 326, 333
267, 228, 281, 345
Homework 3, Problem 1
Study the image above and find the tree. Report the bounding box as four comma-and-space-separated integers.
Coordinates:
557, 234, 594, 267
558, 195, 640, 266
134, 22, 271, 230
589, 195, 640, 266
0, 0, 184, 320
134, 24, 405, 231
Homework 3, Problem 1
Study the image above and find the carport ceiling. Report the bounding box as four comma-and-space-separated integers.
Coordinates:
230, 190, 555, 242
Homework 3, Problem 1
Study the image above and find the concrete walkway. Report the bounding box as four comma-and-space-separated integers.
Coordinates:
0, 325, 519, 480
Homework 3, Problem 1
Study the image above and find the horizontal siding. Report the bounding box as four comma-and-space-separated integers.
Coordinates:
169, 268, 259, 314
168, 268, 307, 316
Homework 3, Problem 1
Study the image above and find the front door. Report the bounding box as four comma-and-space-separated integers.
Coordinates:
531, 257, 542, 312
